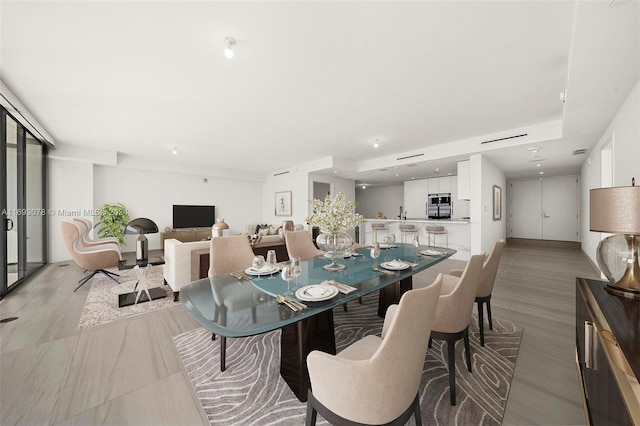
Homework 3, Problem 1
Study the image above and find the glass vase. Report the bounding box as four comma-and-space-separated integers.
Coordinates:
316, 230, 352, 271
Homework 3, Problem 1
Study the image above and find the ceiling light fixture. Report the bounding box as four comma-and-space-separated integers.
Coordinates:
536, 163, 541, 167
528, 147, 540, 154
395, 173, 399, 177
539, 171, 544, 175
362, 185, 366, 189
373, 139, 379, 148
223, 36, 236, 59
171, 147, 178, 155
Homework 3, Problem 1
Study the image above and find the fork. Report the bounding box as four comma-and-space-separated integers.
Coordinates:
276, 294, 299, 311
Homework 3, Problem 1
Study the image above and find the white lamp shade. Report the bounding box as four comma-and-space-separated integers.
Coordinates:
590, 185, 640, 234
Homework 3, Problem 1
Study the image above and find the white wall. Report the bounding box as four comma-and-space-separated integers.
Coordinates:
581, 79, 640, 266
93, 165, 263, 252
470, 154, 506, 255
48, 159, 94, 262
355, 184, 403, 219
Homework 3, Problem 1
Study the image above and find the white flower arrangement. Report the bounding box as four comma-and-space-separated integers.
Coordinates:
305, 192, 365, 234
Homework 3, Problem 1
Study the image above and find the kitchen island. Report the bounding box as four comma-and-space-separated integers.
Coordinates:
359, 219, 470, 260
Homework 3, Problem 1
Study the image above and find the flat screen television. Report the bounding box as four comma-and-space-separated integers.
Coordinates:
172, 205, 215, 229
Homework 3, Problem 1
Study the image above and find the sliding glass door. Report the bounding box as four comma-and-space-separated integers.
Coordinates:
1, 107, 47, 297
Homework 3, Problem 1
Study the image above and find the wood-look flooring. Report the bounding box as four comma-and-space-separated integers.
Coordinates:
0, 244, 599, 425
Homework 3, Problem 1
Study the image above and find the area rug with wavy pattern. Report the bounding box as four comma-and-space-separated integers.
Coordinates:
174, 293, 522, 425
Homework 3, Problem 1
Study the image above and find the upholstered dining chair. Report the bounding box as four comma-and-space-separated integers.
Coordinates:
284, 230, 324, 260
73, 218, 120, 248
61, 220, 122, 292
448, 240, 505, 346
306, 274, 443, 426
207, 235, 257, 372
429, 253, 485, 406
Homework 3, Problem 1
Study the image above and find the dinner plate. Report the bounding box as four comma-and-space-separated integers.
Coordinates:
244, 265, 280, 276
295, 284, 339, 302
420, 249, 443, 256
380, 260, 411, 271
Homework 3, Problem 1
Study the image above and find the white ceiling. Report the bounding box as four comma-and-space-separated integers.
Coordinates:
1, 1, 638, 186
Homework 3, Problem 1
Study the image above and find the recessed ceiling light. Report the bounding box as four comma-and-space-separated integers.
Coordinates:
362, 185, 366, 189
435, 168, 440, 171
411, 177, 415, 180
333, 170, 338, 173
539, 171, 544, 175
448, 173, 452, 176
171, 147, 178, 155
528, 147, 540, 154
536, 163, 541, 167
395, 173, 399, 177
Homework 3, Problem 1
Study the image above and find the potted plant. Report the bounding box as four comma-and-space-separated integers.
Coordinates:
96, 203, 130, 245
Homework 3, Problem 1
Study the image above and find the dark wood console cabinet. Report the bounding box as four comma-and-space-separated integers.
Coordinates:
575, 277, 639, 425
160, 229, 211, 248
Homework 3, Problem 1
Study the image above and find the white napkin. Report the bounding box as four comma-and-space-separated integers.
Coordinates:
304, 285, 330, 297
324, 280, 357, 294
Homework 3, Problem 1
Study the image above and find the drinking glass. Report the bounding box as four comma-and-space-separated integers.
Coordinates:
291, 257, 302, 287
266, 250, 277, 267
412, 235, 420, 248
252, 255, 265, 270
370, 242, 381, 267
281, 264, 296, 295
390, 233, 396, 246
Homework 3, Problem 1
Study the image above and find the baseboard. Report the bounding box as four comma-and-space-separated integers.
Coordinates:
506, 238, 581, 250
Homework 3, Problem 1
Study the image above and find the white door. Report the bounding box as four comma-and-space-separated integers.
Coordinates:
542, 176, 579, 241
510, 180, 542, 239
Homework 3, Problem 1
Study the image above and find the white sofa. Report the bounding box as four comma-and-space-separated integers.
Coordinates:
163, 238, 210, 300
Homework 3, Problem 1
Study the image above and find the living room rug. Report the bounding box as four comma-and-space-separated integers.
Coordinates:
77, 265, 175, 329
174, 293, 522, 425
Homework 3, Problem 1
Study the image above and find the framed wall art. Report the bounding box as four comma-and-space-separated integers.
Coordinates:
493, 185, 502, 220
275, 191, 292, 216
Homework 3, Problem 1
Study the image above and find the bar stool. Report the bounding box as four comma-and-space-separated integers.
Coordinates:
371, 222, 389, 243
399, 224, 419, 243
426, 225, 448, 247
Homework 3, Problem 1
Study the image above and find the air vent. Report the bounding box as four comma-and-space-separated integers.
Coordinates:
480, 133, 528, 145
406, 164, 418, 167
273, 171, 290, 176
528, 159, 546, 163
572, 149, 587, 155
378, 168, 388, 172
397, 153, 424, 161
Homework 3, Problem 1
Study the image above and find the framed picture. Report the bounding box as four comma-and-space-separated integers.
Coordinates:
275, 191, 292, 216
493, 185, 502, 220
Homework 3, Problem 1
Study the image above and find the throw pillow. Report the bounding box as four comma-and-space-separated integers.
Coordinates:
258, 227, 270, 236
268, 225, 281, 236
247, 234, 262, 246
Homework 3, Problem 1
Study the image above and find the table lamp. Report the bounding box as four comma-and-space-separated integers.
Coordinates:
125, 218, 159, 262
590, 178, 640, 299
212, 218, 229, 237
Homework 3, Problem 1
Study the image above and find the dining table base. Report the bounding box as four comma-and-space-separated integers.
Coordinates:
377, 276, 413, 317
280, 309, 336, 402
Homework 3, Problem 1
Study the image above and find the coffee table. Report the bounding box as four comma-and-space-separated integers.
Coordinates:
117, 257, 167, 307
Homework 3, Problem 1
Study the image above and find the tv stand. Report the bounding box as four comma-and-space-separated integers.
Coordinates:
160, 229, 211, 248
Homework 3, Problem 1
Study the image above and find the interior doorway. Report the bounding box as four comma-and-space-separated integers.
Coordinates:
313, 182, 331, 201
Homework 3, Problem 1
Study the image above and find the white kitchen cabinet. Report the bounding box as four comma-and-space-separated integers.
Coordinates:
403, 179, 429, 219
427, 178, 439, 195
438, 176, 451, 193
457, 160, 470, 200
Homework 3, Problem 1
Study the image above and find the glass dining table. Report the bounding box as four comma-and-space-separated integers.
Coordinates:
180, 243, 456, 401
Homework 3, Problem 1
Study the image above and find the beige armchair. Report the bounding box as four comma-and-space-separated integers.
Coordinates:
430, 253, 485, 405
306, 274, 443, 425
73, 218, 120, 248
208, 235, 257, 372
61, 220, 122, 292
284, 230, 324, 260
449, 240, 505, 346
